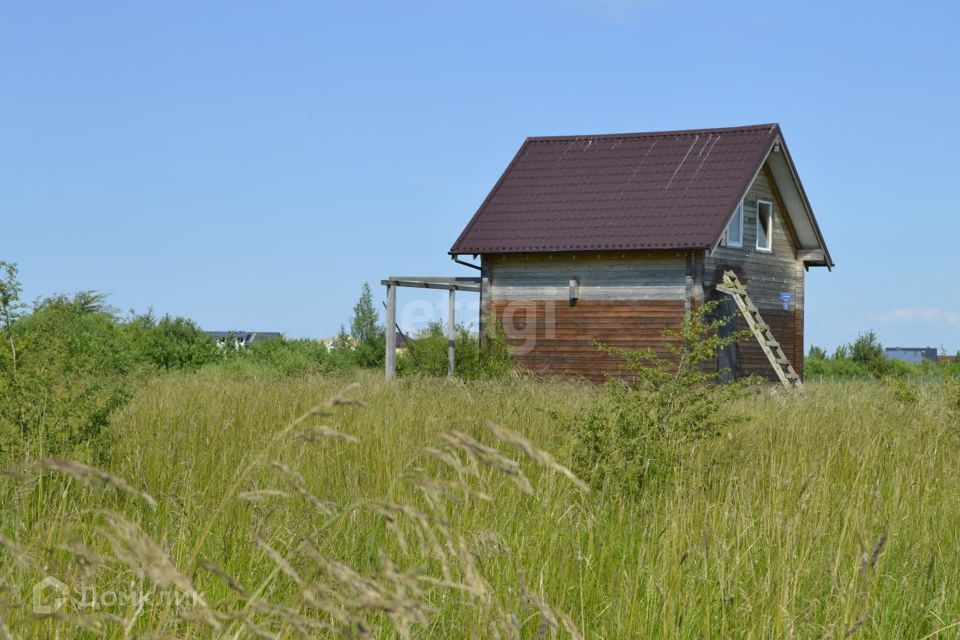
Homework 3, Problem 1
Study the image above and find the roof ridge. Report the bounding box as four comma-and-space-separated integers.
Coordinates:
526, 123, 779, 143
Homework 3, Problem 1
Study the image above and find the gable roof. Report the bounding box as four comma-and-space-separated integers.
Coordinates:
450, 123, 832, 267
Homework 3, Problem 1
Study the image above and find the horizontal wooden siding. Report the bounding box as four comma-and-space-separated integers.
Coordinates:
488, 300, 685, 381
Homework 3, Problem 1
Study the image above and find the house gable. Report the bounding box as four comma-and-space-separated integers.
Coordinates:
712, 138, 832, 268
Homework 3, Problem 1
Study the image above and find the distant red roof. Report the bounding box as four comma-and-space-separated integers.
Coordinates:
451, 123, 787, 255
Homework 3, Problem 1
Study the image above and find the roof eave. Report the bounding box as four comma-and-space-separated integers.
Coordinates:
451, 244, 712, 256
774, 133, 835, 269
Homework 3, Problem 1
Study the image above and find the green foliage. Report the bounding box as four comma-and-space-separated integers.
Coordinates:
396, 321, 511, 379
807, 344, 828, 360
126, 312, 218, 371
232, 337, 333, 376
883, 375, 919, 405
849, 330, 884, 365
348, 283, 385, 368
805, 330, 957, 380
946, 379, 960, 421
0, 286, 137, 459
566, 300, 756, 496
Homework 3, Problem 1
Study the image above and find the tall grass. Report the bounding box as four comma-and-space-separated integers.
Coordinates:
1, 372, 959, 638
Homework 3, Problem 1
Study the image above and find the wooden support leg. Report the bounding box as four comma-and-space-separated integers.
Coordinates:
448, 287, 455, 377
385, 283, 396, 380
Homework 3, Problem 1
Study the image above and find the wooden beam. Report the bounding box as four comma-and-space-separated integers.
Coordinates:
448, 288, 455, 377
797, 249, 826, 263
385, 283, 396, 380
379, 280, 480, 293
383, 276, 481, 284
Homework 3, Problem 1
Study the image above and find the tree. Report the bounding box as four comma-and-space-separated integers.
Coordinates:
849, 330, 884, 365
350, 283, 381, 343
808, 345, 828, 360
349, 283, 385, 368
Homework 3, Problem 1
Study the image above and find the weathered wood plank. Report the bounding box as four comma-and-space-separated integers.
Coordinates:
385, 283, 396, 380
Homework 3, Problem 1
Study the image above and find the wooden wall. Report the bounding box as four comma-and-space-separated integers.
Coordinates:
480, 162, 807, 382
482, 252, 689, 380
487, 299, 685, 382
702, 164, 805, 381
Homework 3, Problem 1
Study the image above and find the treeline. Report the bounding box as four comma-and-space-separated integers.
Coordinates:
0, 263, 508, 459
806, 330, 960, 379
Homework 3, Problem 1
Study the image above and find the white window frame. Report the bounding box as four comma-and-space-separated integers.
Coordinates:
756, 199, 773, 252
723, 200, 744, 248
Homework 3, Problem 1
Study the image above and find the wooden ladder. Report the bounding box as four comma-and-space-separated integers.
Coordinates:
716, 270, 803, 390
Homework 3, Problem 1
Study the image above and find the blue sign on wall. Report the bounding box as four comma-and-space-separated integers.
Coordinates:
779, 292, 792, 310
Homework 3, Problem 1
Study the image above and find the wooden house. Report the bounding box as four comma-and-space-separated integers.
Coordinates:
449, 124, 833, 381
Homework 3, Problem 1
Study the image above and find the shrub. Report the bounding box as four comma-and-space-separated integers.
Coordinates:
126, 312, 218, 371
566, 300, 756, 496
397, 322, 510, 379
242, 337, 332, 376
0, 281, 137, 459
883, 376, 919, 405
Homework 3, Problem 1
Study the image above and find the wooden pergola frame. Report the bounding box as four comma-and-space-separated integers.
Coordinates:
380, 276, 481, 379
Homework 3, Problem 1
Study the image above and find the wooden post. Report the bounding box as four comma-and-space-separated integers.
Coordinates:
385, 282, 396, 380
447, 287, 455, 377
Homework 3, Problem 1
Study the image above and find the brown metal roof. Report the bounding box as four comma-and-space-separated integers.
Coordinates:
451, 123, 790, 255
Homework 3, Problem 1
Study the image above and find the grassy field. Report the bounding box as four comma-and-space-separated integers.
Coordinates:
2, 371, 959, 638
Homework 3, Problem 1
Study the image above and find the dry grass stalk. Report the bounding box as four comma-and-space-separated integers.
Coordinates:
422, 446, 477, 479
199, 560, 249, 598
237, 489, 290, 503
378, 503, 453, 582
272, 462, 338, 516
0, 617, 15, 640
96, 511, 220, 631
297, 425, 359, 444
485, 421, 590, 494
845, 611, 869, 637
524, 591, 584, 640
0, 534, 38, 571
307, 551, 432, 635
29, 458, 157, 508
255, 538, 303, 587
404, 473, 493, 503
310, 382, 365, 417
440, 431, 533, 495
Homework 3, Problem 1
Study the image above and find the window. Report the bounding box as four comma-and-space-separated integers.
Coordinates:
723, 201, 744, 248
756, 200, 773, 252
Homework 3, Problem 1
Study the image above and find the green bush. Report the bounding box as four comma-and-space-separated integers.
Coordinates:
396, 321, 510, 379
126, 312, 218, 371
806, 334, 949, 380
565, 300, 755, 496
241, 337, 333, 376
0, 277, 138, 460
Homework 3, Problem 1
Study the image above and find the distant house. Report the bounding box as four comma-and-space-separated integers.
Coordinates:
450, 123, 832, 381
206, 331, 282, 350
319, 336, 357, 352
885, 347, 938, 365
321, 333, 407, 353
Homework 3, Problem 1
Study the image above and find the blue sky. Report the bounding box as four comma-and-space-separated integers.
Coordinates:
2, 0, 958, 352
